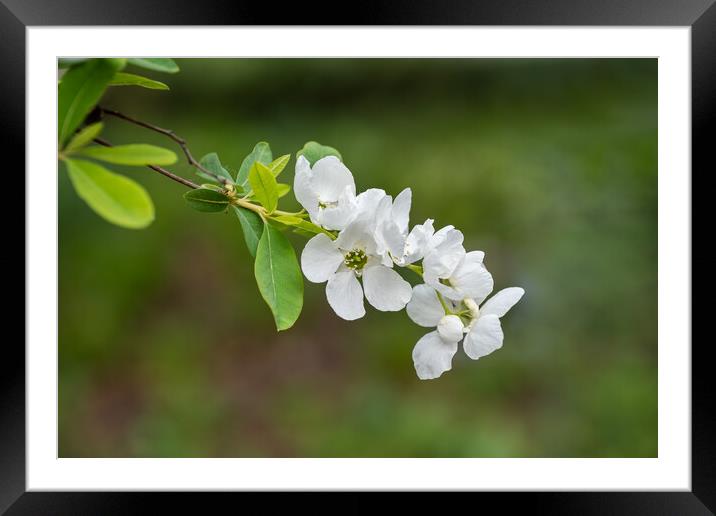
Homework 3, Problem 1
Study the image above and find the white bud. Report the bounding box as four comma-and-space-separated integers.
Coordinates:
437, 314, 464, 342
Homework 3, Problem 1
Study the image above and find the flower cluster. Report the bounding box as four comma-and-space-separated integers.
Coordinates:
295, 155, 524, 380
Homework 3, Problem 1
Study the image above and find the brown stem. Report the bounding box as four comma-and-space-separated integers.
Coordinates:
93, 137, 199, 190
99, 107, 229, 185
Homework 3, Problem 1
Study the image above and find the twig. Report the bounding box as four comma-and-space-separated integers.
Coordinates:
99, 107, 230, 185
92, 114, 303, 223
93, 137, 200, 190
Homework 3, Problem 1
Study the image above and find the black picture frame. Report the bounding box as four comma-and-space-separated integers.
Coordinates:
4, 0, 709, 513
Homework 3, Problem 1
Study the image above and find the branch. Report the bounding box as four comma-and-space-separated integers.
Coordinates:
93, 137, 200, 190
93, 113, 306, 224
98, 107, 229, 185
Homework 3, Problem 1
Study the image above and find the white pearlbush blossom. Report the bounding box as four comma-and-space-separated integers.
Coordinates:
294, 155, 524, 380
294, 155, 357, 230
406, 280, 524, 379
462, 288, 525, 360
300, 190, 412, 320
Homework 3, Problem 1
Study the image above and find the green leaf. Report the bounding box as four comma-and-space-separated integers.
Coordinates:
245, 183, 289, 201
276, 183, 291, 198
198, 152, 234, 183
273, 215, 312, 227
108, 72, 169, 90
254, 222, 304, 331
248, 162, 278, 213
268, 154, 290, 177
127, 58, 180, 74
292, 227, 317, 238
78, 144, 177, 166
236, 142, 272, 186
64, 122, 104, 153
274, 215, 335, 238
233, 206, 264, 257
183, 188, 230, 213
200, 183, 224, 191
58, 58, 125, 147
65, 158, 154, 229
296, 141, 342, 166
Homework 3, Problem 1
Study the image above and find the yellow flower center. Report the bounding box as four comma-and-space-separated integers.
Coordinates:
344, 249, 367, 270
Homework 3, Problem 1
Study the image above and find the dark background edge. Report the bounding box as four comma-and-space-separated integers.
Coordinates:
3, 0, 711, 513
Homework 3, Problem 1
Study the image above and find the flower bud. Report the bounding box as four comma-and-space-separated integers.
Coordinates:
437, 314, 464, 342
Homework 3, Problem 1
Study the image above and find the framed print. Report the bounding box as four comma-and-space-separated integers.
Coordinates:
5, 0, 711, 513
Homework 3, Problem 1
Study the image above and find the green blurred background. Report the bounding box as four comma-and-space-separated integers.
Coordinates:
59, 58, 657, 457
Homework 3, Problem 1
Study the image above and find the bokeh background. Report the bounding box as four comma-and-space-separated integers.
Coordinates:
59, 58, 657, 457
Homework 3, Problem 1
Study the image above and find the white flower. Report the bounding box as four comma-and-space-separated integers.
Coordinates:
293, 155, 357, 230
374, 187, 412, 258
423, 230, 493, 302
406, 282, 524, 380
462, 287, 524, 360
406, 284, 464, 380
300, 215, 412, 321
387, 216, 457, 267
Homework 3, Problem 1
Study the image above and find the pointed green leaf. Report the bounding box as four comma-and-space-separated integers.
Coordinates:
236, 142, 272, 186
273, 215, 335, 238
58, 58, 125, 147
254, 222, 304, 331
268, 154, 290, 177
277, 183, 291, 198
296, 141, 342, 166
245, 183, 289, 201
127, 58, 179, 74
65, 158, 154, 229
183, 188, 230, 213
200, 183, 224, 191
198, 152, 234, 183
108, 72, 169, 90
64, 122, 104, 153
273, 215, 312, 227
78, 144, 177, 166
292, 227, 317, 238
233, 206, 264, 257
248, 162, 278, 213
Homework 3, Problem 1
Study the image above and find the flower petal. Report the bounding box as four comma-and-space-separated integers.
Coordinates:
326, 270, 365, 320
335, 216, 377, 255
430, 224, 456, 248
423, 228, 465, 283
317, 184, 357, 230
412, 331, 458, 380
481, 287, 525, 318
382, 220, 407, 259
311, 156, 355, 202
463, 314, 504, 360
406, 284, 445, 327
301, 233, 344, 283
374, 194, 394, 228
391, 188, 412, 233
402, 218, 434, 263
293, 155, 318, 219
466, 250, 485, 263
362, 264, 412, 312
431, 281, 460, 302
355, 188, 388, 216
449, 254, 494, 302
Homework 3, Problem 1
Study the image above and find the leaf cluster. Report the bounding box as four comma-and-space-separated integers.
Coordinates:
181, 141, 341, 330
58, 58, 180, 229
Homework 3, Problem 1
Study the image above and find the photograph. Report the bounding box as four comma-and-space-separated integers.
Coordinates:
57, 57, 658, 459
